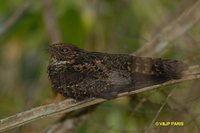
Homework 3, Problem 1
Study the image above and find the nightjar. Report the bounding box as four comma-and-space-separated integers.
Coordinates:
48, 43, 188, 100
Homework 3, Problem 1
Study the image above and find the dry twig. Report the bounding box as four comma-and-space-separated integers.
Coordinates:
136, 0, 200, 56
0, 0, 31, 37
43, 0, 62, 43
145, 92, 172, 133
0, 65, 200, 132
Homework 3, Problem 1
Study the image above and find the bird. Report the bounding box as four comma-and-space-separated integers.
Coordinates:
48, 43, 188, 100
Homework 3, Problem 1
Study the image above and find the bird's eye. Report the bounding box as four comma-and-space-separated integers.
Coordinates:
63, 48, 68, 53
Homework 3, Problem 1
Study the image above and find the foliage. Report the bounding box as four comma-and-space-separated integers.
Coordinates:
0, 0, 200, 133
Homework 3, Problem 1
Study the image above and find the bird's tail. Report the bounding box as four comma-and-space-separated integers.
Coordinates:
131, 57, 189, 89
132, 57, 188, 79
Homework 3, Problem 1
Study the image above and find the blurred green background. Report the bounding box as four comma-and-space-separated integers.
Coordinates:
1, 0, 200, 133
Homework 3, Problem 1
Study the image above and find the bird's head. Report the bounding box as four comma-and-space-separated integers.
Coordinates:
48, 43, 82, 64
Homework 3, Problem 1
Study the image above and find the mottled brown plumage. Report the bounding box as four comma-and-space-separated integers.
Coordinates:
48, 43, 188, 100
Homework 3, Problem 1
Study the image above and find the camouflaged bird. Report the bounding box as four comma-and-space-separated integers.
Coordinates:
48, 43, 188, 100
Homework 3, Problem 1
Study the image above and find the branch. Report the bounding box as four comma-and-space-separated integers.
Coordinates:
0, 65, 200, 132
43, 0, 62, 43
136, 0, 200, 56
145, 92, 172, 133
0, 0, 31, 37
